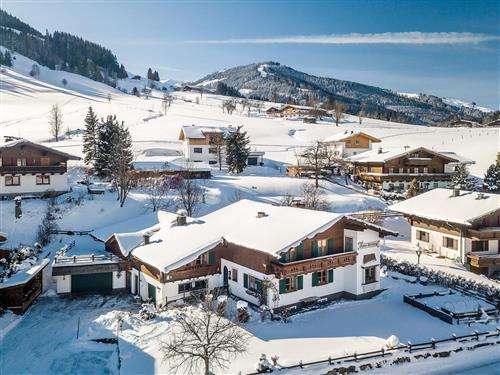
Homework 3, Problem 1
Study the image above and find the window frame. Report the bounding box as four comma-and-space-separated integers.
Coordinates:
364, 266, 377, 285
232, 268, 238, 282
344, 236, 354, 252
193, 147, 203, 154
5, 175, 20, 186
36, 174, 51, 185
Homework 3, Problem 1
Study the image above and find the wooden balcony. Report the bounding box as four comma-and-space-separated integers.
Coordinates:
467, 254, 500, 268
167, 264, 219, 282
468, 228, 500, 240
0, 165, 67, 175
271, 252, 357, 278
357, 173, 451, 183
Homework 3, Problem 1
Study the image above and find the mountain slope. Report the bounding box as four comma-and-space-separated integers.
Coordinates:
192, 62, 489, 125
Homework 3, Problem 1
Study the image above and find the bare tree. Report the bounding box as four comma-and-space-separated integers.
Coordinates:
140, 177, 172, 211
209, 133, 225, 171
49, 104, 63, 142
302, 182, 329, 211
177, 175, 203, 216
162, 93, 173, 114
222, 100, 236, 115
280, 193, 296, 206
162, 294, 249, 375
107, 93, 112, 103
334, 101, 347, 127
300, 141, 328, 188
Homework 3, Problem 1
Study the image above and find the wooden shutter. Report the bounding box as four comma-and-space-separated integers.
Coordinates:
297, 275, 303, 290
327, 239, 334, 255
243, 273, 248, 289
312, 240, 319, 257
208, 252, 215, 265
328, 269, 334, 283
279, 279, 286, 294
312, 272, 318, 287
297, 244, 304, 260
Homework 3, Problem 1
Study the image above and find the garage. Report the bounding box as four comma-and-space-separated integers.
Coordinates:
247, 157, 258, 166
71, 272, 113, 293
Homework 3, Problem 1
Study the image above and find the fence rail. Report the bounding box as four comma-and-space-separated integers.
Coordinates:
247, 328, 500, 374
53, 253, 117, 265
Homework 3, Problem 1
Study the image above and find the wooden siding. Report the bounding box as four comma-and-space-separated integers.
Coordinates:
344, 134, 371, 149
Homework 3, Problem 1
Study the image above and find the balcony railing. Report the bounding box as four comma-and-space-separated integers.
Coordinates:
0, 165, 67, 174
271, 252, 357, 278
467, 254, 500, 268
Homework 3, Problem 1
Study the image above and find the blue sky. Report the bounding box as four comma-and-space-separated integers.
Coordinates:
2, 0, 499, 108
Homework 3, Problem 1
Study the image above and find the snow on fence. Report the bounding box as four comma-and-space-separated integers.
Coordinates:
247, 328, 500, 374
53, 253, 117, 265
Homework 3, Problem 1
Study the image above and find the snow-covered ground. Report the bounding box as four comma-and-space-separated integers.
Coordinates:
1, 275, 498, 374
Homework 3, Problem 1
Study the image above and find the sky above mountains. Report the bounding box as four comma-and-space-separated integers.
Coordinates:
2, 0, 499, 108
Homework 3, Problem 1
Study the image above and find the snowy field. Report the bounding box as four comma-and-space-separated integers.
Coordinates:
1, 275, 499, 374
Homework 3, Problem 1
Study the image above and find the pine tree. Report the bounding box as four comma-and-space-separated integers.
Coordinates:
153, 70, 160, 81
82, 106, 99, 167
147, 68, 153, 80
225, 126, 250, 173
110, 122, 134, 207
451, 164, 477, 190
406, 178, 420, 198
94, 115, 120, 178
3, 51, 12, 67
483, 158, 500, 193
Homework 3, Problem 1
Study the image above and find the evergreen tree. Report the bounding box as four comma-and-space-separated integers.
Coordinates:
406, 178, 420, 198
132, 86, 140, 97
451, 164, 477, 190
483, 157, 500, 193
147, 68, 153, 80
110, 122, 134, 207
225, 126, 250, 173
94, 115, 120, 178
153, 70, 160, 81
82, 106, 99, 167
3, 50, 12, 66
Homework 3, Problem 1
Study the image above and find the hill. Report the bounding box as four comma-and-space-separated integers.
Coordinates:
192, 61, 490, 126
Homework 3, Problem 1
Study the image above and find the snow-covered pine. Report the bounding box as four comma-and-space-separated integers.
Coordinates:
450, 164, 477, 190
110, 121, 134, 207
82, 106, 99, 167
483, 158, 500, 193
225, 126, 250, 173
94, 115, 121, 178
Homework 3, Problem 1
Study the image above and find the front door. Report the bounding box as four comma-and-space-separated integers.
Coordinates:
223, 266, 229, 286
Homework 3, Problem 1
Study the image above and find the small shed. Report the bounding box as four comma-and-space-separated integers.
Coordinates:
247, 151, 265, 166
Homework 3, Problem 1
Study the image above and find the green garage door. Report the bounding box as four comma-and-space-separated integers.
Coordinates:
71, 272, 113, 293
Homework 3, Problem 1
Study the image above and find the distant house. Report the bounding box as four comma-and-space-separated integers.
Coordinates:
179, 125, 265, 167
322, 131, 381, 158
0, 139, 80, 197
103, 200, 396, 311
266, 105, 330, 119
266, 107, 281, 116
390, 188, 500, 276
348, 146, 474, 192
447, 119, 481, 128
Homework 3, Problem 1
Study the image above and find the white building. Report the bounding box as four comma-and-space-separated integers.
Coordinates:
98, 200, 396, 311
390, 188, 500, 276
323, 131, 381, 157
0, 138, 80, 197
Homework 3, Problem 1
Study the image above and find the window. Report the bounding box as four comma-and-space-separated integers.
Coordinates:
399, 168, 404, 173
416, 230, 429, 242
208, 160, 217, 165
423, 167, 428, 173
248, 275, 262, 293
414, 167, 419, 173
178, 279, 208, 293
17, 158, 26, 167
195, 253, 208, 265
364, 266, 377, 284
433, 182, 439, 189
279, 275, 303, 294
193, 147, 203, 153
442, 237, 458, 250
36, 175, 50, 185
472, 241, 489, 252
388, 183, 394, 191
208, 147, 217, 154
317, 239, 327, 256
232, 268, 238, 282
345, 236, 354, 252
389, 168, 394, 174
5, 176, 20, 186
399, 183, 405, 192
355, 140, 360, 145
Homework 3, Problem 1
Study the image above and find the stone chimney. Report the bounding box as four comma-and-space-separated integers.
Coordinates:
378, 147, 383, 154
176, 209, 187, 226
256, 211, 267, 218
452, 188, 460, 197
143, 233, 151, 245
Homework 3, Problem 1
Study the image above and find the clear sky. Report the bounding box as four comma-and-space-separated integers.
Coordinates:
2, 0, 499, 108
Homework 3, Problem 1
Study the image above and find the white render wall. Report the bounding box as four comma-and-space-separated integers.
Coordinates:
183, 141, 218, 164
381, 179, 450, 191
221, 259, 266, 307
55, 275, 71, 294
0, 173, 69, 195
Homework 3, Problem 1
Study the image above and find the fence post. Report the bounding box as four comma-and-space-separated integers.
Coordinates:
328, 356, 332, 365
452, 333, 457, 341
474, 330, 479, 341
299, 360, 303, 369
381, 348, 385, 357
354, 353, 357, 362
408, 341, 412, 353
73, 255, 76, 263
76, 317, 80, 339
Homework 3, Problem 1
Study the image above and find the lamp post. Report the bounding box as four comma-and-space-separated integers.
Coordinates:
416, 244, 422, 265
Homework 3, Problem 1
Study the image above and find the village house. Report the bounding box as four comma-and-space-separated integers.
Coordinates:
348, 146, 474, 192
179, 125, 265, 167
76, 200, 397, 312
390, 188, 500, 276
0, 138, 80, 197
322, 130, 382, 158
266, 105, 330, 119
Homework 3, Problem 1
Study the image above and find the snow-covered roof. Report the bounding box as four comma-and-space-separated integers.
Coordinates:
112, 200, 395, 273
439, 152, 475, 165
348, 147, 460, 164
179, 125, 236, 140
389, 189, 500, 226
133, 155, 211, 172
91, 211, 161, 243
0, 139, 80, 160
0, 258, 49, 289
323, 131, 381, 143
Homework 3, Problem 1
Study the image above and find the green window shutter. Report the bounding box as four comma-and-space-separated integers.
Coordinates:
328, 239, 334, 255
297, 275, 303, 290
256, 279, 263, 293
312, 240, 319, 257
280, 253, 286, 263
279, 279, 286, 294
297, 244, 304, 260
208, 252, 216, 265
243, 273, 248, 289
312, 272, 318, 287
328, 269, 334, 283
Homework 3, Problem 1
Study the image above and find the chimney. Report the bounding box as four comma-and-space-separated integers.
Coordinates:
378, 147, 383, 154
452, 188, 460, 197
143, 233, 151, 245
256, 211, 267, 218
176, 209, 187, 226
476, 192, 485, 200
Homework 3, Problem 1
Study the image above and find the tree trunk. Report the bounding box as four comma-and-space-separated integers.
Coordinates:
204, 358, 210, 375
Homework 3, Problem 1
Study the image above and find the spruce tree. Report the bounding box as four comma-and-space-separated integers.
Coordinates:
94, 115, 120, 178
82, 106, 99, 167
225, 126, 250, 173
153, 70, 160, 81
110, 122, 134, 206
147, 68, 153, 80
3, 51, 12, 66
483, 158, 500, 193
451, 164, 477, 190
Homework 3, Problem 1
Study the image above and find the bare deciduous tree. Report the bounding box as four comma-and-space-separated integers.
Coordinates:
221, 99, 236, 115
140, 177, 172, 211
334, 101, 347, 127
162, 93, 173, 114
162, 294, 249, 375
177, 175, 203, 216
302, 182, 329, 211
49, 104, 63, 142
209, 133, 225, 171
300, 141, 328, 188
